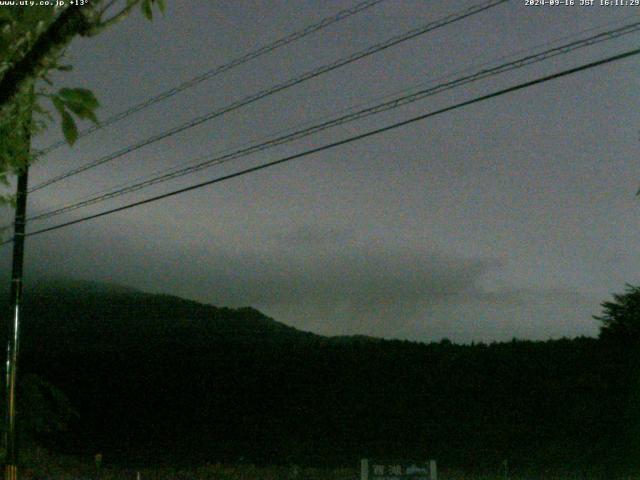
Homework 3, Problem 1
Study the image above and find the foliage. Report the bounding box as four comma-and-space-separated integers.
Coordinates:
0, 373, 77, 449
18, 374, 79, 443
0, 0, 165, 199
1, 5, 94, 167
0, 6, 56, 75
594, 284, 640, 342
141, 0, 166, 20
49, 87, 99, 144
0, 81, 33, 204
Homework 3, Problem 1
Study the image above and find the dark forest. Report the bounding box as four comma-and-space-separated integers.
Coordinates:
3, 279, 639, 477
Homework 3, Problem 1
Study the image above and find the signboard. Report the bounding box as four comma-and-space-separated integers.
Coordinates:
361, 459, 436, 480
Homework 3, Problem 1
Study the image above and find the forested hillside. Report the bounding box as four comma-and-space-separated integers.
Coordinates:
2, 279, 638, 476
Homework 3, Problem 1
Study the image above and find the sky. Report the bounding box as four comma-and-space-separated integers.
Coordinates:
2, 0, 639, 343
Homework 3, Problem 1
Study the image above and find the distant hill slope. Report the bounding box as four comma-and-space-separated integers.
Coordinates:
0, 279, 635, 473
13, 278, 320, 353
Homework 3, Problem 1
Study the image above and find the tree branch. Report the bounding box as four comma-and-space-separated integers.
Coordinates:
98, 0, 121, 16
0, 4, 97, 112
91, 1, 141, 34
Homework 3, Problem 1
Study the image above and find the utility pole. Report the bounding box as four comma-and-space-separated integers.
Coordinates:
4, 92, 32, 480
4, 166, 28, 480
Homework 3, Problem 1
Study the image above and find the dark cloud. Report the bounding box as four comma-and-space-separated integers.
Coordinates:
4, 213, 622, 346
5, 220, 598, 342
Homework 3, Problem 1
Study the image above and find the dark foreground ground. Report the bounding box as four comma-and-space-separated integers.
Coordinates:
11, 448, 640, 480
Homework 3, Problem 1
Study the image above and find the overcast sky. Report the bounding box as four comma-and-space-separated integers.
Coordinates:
2, 0, 639, 343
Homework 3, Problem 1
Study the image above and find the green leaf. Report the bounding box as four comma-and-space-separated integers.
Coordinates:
155, 0, 166, 14
83, 109, 98, 124
57, 88, 99, 110
63, 100, 98, 124
84, 109, 98, 124
142, 0, 153, 20
56, 88, 99, 124
60, 110, 78, 145
51, 96, 65, 117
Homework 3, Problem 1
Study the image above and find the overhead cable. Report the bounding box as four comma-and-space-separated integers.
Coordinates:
6, 45, 638, 245
36, 0, 388, 156
25, 20, 640, 224
29, 0, 509, 192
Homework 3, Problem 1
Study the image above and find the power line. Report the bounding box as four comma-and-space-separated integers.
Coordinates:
29, 0, 509, 193
35, 0, 387, 157
24, 20, 640, 224
27, 14, 640, 221
7, 45, 639, 246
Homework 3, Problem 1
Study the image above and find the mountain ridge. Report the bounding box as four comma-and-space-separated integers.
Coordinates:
0, 277, 633, 473
11, 277, 388, 346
